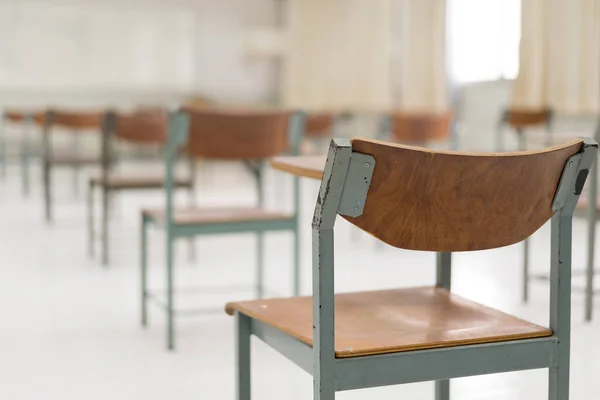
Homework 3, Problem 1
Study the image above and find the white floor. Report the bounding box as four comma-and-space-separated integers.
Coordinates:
1, 162, 600, 400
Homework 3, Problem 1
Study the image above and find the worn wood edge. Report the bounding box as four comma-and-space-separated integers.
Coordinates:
350, 137, 583, 158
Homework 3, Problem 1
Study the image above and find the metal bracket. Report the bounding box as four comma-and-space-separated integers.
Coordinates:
553, 153, 583, 212
338, 152, 376, 217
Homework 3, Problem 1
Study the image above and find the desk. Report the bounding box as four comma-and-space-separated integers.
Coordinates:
270, 155, 326, 180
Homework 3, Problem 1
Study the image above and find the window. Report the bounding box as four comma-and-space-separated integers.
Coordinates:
449, 0, 521, 83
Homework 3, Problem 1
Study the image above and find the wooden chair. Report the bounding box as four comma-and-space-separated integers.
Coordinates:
141, 109, 305, 350
302, 113, 336, 154
42, 109, 103, 223
497, 108, 554, 151
226, 137, 596, 400
87, 110, 195, 266
379, 111, 454, 149
0, 110, 44, 193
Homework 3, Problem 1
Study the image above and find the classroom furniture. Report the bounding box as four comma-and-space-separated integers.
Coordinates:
87, 110, 195, 266
0, 110, 44, 193
302, 113, 336, 154
497, 108, 554, 151
42, 109, 103, 223
522, 122, 600, 321
227, 136, 596, 400
141, 109, 304, 350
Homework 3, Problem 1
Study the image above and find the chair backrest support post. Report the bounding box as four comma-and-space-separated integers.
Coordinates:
312, 138, 352, 396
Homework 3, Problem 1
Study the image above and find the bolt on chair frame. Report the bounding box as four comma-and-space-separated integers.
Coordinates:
231, 137, 596, 400
87, 111, 195, 266
141, 110, 305, 350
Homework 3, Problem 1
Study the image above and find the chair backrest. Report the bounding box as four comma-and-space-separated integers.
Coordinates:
111, 110, 168, 145
505, 108, 552, 129
305, 113, 335, 138
4, 110, 44, 124
340, 138, 584, 252
47, 109, 103, 130
182, 107, 294, 159
389, 112, 451, 144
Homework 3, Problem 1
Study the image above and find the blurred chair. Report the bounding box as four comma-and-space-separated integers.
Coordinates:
385, 111, 452, 147
87, 110, 195, 266
497, 108, 554, 151
302, 113, 336, 154
227, 136, 596, 400
42, 110, 103, 223
522, 121, 600, 321
141, 109, 305, 350
0, 110, 44, 194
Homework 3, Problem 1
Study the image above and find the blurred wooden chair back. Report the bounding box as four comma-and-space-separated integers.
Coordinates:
46, 110, 103, 130
504, 108, 553, 129
389, 112, 451, 145
106, 110, 168, 145
305, 113, 335, 138
182, 108, 297, 159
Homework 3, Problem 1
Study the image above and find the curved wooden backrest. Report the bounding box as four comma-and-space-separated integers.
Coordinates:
506, 108, 552, 128
49, 110, 103, 130
4, 110, 45, 124
306, 113, 335, 138
342, 138, 584, 251
114, 110, 168, 145
183, 108, 292, 159
390, 112, 451, 144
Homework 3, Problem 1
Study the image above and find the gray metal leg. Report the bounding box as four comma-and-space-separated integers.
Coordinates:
436, 252, 451, 399
101, 187, 109, 266
71, 134, 80, 198
585, 158, 597, 321
523, 238, 530, 302
549, 214, 572, 400
43, 161, 52, 223
236, 312, 252, 400
166, 230, 175, 350
87, 183, 94, 257
435, 380, 450, 400
256, 232, 264, 298
187, 187, 196, 262
0, 116, 5, 180
21, 121, 31, 197
141, 215, 149, 327
293, 225, 300, 296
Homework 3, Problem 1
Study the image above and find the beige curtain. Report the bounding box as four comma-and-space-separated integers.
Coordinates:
396, 0, 448, 112
283, 0, 392, 111
513, 0, 600, 114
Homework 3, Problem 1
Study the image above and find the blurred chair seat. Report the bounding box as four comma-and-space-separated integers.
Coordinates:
226, 286, 551, 358
143, 206, 293, 226
89, 174, 192, 190
48, 154, 100, 166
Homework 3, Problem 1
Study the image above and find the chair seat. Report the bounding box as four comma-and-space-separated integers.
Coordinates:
48, 154, 100, 166
89, 174, 192, 189
143, 207, 294, 226
226, 287, 552, 358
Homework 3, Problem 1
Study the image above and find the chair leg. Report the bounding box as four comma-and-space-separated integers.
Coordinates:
585, 216, 595, 321
101, 187, 109, 266
435, 379, 450, 400
293, 227, 300, 296
549, 364, 569, 400
522, 238, 529, 302
187, 187, 196, 263
236, 312, 251, 400
87, 183, 94, 258
166, 231, 175, 350
256, 232, 264, 298
141, 215, 149, 327
43, 161, 52, 223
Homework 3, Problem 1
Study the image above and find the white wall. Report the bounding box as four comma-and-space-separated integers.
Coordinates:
0, 0, 277, 108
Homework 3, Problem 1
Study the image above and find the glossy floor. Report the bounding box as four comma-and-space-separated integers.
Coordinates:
0, 162, 599, 400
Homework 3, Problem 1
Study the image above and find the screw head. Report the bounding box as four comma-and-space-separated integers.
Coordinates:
569, 160, 573, 166
555, 202, 560, 208
365, 162, 370, 167
353, 206, 359, 211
